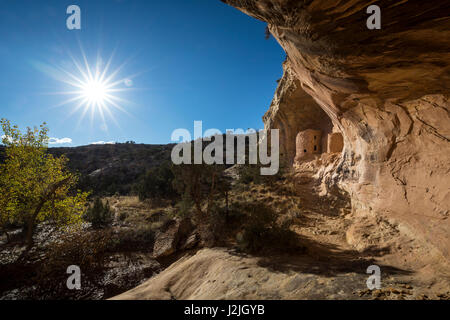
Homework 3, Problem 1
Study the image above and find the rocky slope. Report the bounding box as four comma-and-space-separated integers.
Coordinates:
0, 143, 173, 196
112, 245, 450, 300
112, 248, 373, 300
222, 0, 450, 261
113, 171, 449, 300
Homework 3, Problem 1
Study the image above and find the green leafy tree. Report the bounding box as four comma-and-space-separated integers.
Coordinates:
0, 119, 89, 250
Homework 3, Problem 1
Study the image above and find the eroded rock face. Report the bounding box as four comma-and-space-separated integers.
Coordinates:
327, 132, 343, 153
222, 0, 450, 258
153, 218, 195, 259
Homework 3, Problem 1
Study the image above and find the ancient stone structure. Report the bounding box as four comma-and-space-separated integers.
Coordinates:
262, 61, 333, 166
222, 0, 450, 259
295, 129, 321, 161
327, 132, 343, 153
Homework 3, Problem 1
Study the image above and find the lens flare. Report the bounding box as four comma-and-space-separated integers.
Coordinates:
41, 44, 139, 130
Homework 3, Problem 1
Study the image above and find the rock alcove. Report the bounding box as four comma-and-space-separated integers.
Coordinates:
223, 0, 450, 259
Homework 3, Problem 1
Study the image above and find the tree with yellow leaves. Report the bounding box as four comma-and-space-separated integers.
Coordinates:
0, 119, 89, 251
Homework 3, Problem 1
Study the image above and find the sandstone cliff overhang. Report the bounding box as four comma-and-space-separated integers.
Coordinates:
221, 0, 450, 259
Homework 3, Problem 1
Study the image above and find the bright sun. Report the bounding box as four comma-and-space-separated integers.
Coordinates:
46, 46, 137, 130
82, 80, 107, 105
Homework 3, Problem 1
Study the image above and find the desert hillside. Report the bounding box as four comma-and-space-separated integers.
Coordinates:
0, 143, 173, 196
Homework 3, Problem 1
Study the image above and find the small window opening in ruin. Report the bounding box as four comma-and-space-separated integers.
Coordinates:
304, 149, 307, 153
314, 145, 317, 151
314, 136, 316, 140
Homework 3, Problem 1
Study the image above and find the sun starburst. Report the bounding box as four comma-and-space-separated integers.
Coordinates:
39, 44, 139, 131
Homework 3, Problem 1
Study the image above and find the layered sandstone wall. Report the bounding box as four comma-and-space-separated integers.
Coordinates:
222, 0, 450, 258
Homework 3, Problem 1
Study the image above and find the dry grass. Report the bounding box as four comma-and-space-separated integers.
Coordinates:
111, 196, 144, 209
227, 179, 304, 231
102, 179, 304, 243
104, 196, 172, 226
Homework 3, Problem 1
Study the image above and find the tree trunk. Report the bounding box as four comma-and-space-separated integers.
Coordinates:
24, 177, 71, 252
225, 190, 229, 220
193, 200, 204, 218
17, 177, 72, 262
25, 217, 35, 250
206, 172, 216, 216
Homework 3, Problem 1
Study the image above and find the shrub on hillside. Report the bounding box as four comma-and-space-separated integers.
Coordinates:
238, 164, 286, 186
172, 162, 231, 218
84, 198, 113, 229
237, 202, 276, 252
109, 225, 155, 252
236, 202, 299, 253
238, 165, 261, 184
137, 162, 177, 201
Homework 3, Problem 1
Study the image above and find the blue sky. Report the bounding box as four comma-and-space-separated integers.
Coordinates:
0, 0, 284, 146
